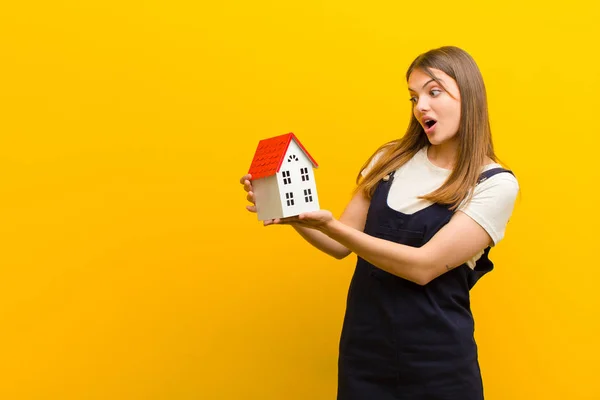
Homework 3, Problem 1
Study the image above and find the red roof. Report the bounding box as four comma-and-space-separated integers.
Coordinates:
248, 132, 318, 180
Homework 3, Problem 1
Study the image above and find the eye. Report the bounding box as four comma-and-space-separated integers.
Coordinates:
409, 96, 417, 104
430, 89, 442, 97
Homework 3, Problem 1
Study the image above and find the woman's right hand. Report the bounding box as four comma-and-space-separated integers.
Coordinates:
240, 173, 256, 213
240, 174, 282, 226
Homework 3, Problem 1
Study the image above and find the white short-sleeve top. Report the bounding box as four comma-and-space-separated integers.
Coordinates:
362, 146, 519, 269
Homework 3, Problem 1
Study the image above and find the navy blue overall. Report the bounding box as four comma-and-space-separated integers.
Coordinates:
337, 168, 513, 400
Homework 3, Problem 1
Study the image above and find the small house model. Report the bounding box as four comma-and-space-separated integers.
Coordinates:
248, 132, 320, 221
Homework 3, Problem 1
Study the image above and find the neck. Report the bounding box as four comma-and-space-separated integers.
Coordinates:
427, 140, 459, 170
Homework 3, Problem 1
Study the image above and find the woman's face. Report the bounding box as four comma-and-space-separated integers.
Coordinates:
408, 68, 461, 146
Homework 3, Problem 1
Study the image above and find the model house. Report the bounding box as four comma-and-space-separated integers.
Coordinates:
247, 132, 320, 221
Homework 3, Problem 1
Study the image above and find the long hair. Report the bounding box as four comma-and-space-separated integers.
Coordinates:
355, 46, 499, 210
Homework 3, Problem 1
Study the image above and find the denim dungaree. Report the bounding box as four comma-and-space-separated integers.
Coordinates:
338, 167, 513, 400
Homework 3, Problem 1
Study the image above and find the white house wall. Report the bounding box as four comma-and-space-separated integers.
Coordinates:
253, 175, 283, 221
276, 139, 320, 218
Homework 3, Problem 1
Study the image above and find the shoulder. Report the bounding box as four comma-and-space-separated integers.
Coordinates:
476, 165, 520, 195
458, 165, 519, 245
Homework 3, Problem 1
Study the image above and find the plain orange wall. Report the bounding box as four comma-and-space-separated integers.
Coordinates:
1, 0, 599, 399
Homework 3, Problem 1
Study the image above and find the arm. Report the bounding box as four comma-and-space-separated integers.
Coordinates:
324, 210, 492, 285
282, 209, 492, 285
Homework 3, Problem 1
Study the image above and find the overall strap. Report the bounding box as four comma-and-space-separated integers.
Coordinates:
477, 167, 514, 185
385, 167, 513, 184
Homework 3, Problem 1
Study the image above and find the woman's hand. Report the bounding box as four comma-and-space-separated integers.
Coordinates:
239, 173, 284, 226
240, 174, 257, 213
240, 173, 334, 229
274, 210, 336, 233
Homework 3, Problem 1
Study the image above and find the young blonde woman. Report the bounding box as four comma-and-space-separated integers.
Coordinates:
240, 46, 519, 400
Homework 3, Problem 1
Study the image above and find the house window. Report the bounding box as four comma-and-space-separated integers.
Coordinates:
300, 167, 309, 182
304, 189, 313, 203
288, 154, 299, 162
282, 170, 291, 185
285, 192, 295, 206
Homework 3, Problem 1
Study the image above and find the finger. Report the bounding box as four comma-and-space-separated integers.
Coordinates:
239, 174, 252, 184
246, 205, 256, 213
279, 217, 301, 225
246, 191, 256, 203
243, 180, 253, 192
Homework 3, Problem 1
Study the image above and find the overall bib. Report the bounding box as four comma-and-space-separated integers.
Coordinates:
338, 168, 513, 400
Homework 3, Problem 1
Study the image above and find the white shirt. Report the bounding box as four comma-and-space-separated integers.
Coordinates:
362, 147, 519, 268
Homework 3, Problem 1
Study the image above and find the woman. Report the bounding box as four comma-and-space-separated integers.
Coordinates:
240, 46, 519, 400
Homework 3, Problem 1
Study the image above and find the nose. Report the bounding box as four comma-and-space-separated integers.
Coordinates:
416, 96, 430, 113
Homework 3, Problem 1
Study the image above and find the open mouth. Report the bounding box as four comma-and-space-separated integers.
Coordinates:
424, 119, 437, 129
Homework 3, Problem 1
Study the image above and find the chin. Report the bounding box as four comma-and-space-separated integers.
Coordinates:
427, 133, 457, 146
427, 136, 445, 146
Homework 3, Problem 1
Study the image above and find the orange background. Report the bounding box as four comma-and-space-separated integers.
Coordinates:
1, 0, 599, 399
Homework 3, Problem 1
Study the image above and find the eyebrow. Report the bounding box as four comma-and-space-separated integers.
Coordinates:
408, 78, 442, 92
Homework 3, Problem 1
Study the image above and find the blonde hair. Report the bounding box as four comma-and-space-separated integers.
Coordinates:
356, 46, 499, 210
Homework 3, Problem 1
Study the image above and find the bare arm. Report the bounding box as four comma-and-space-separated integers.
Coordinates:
280, 210, 492, 285
240, 174, 369, 259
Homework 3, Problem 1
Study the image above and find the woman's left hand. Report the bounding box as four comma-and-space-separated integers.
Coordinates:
273, 210, 335, 233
